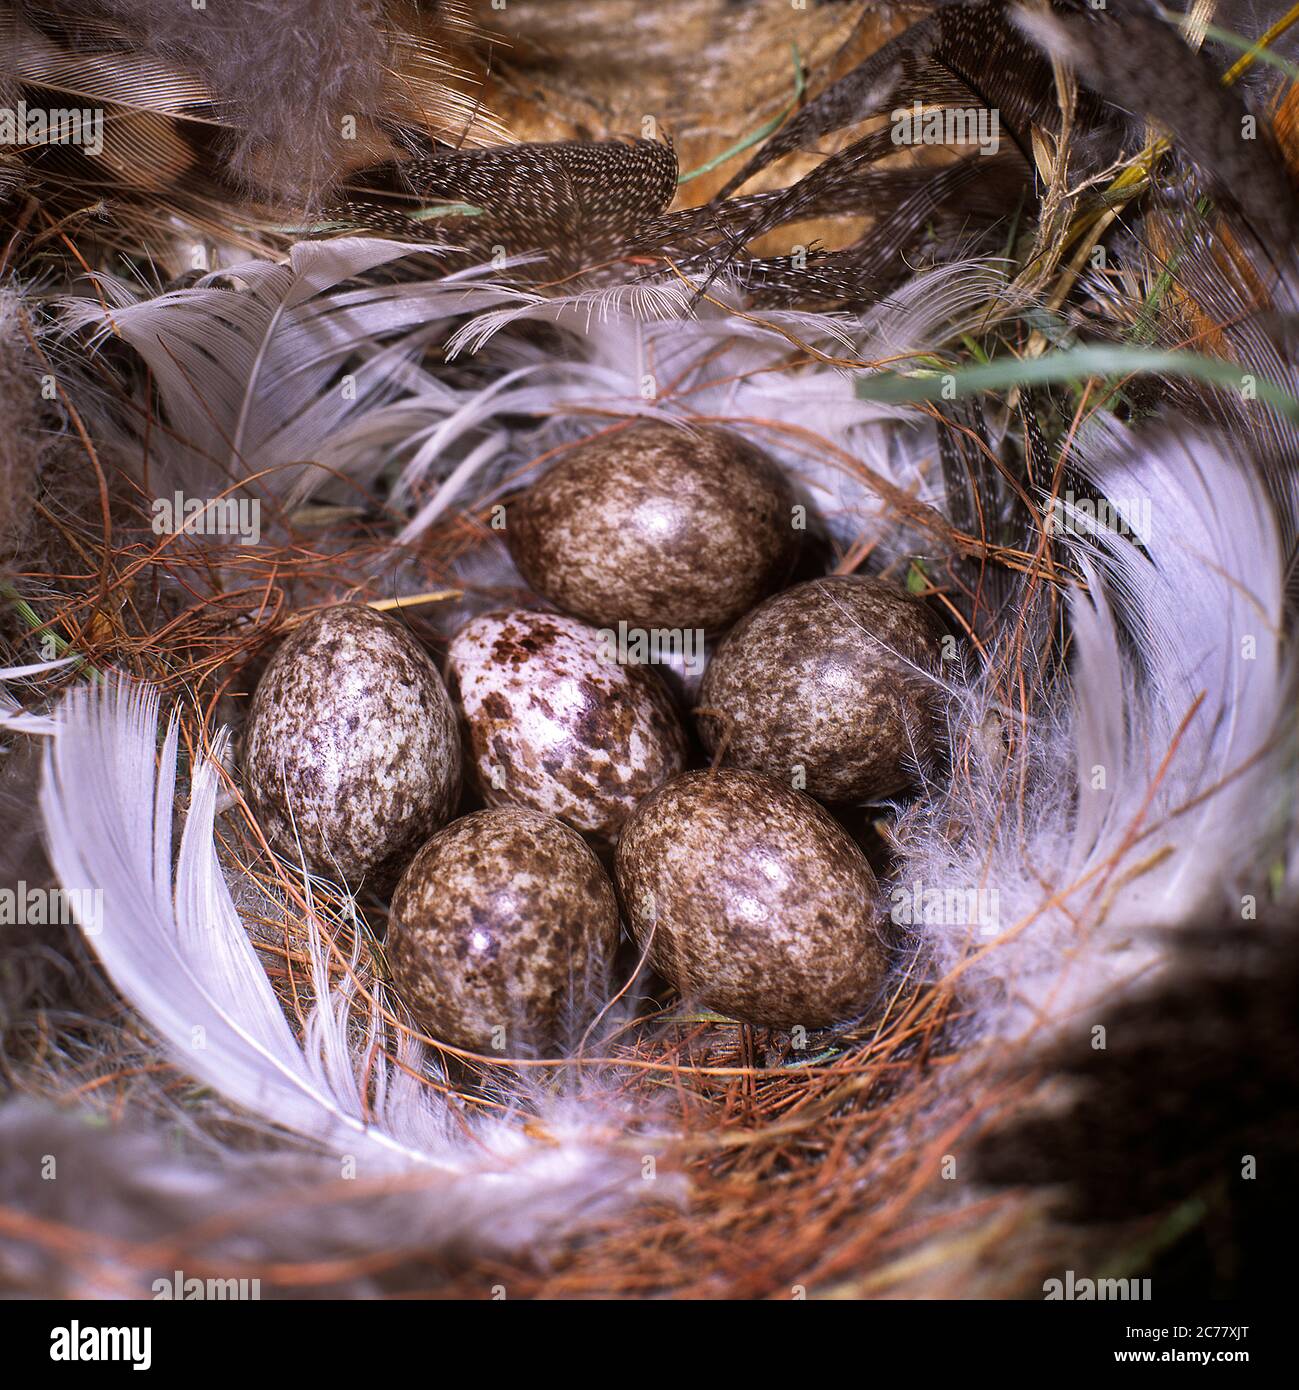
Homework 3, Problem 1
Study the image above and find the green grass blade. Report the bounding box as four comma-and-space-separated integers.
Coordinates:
853, 345, 1299, 420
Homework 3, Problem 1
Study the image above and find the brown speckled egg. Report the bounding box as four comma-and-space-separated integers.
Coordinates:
446, 609, 687, 845
696, 575, 945, 803
388, 808, 619, 1056
242, 605, 461, 887
506, 421, 800, 631
616, 770, 886, 1029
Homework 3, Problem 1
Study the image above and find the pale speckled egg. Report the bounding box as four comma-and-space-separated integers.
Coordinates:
696, 575, 946, 803
616, 769, 886, 1029
242, 605, 461, 887
445, 608, 687, 845
506, 421, 800, 632
387, 807, 619, 1056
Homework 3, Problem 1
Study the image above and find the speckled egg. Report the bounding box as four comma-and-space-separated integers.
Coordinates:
506, 421, 800, 631
242, 605, 461, 887
387, 808, 619, 1056
696, 575, 946, 803
616, 770, 886, 1029
446, 609, 687, 844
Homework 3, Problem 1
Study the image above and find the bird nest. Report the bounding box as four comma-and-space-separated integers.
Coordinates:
2, 0, 1297, 1300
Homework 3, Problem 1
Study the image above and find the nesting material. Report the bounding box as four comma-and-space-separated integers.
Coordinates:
241, 605, 461, 886
697, 575, 946, 802
387, 807, 619, 1057
3, 0, 1296, 1310
445, 608, 687, 845
506, 421, 800, 631
616, 769, 887, 1029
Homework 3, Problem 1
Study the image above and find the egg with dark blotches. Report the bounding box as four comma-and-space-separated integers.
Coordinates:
506, 421, 800, 632
242, 604, 461, 887
387, 808, 619, 1056
446, 609, 688, 845
616, 769, 886, 1030
696, 575, 946, 804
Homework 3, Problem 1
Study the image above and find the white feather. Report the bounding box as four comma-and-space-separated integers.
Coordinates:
55, 242, 1005, 566
57, 240, 518, 507
37, 679, 658, 1249
897, 426, 1292, 1036
379, 263, 1011, 548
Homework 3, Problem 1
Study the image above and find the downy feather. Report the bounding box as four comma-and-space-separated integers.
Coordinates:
897, 425, 1293, 1037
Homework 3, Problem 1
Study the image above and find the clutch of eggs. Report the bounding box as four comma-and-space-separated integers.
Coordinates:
240, 422, 949, 1044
